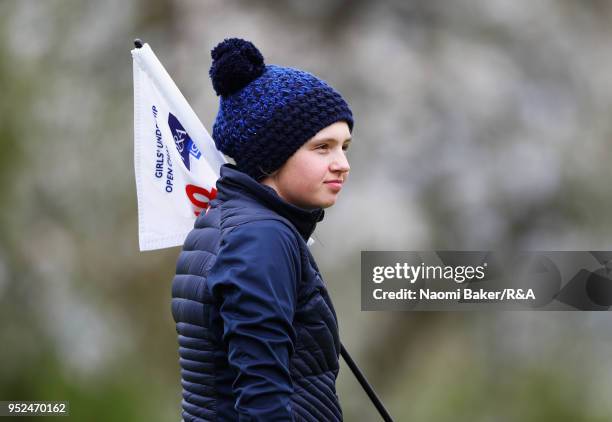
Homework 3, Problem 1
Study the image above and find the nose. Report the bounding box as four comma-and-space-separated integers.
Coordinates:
330, 149, 350, 174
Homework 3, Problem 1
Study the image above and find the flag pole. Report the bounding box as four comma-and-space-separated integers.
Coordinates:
341, 343, 395, 422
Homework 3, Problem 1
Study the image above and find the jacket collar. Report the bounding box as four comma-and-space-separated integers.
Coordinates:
216, 164, 325, 241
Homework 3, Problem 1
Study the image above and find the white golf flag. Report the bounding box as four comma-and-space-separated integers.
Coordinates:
132, 43, 226, 251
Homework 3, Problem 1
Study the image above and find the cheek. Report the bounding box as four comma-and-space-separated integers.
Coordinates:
277, 152, 331, 200
282, 167, 315, 194
287, 156, 325, 182
301, 164, 327, 193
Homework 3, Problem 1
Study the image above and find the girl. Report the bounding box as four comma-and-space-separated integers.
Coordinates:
172, 38, 353, 421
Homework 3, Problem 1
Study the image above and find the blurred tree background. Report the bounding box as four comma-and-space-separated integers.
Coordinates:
1, 0, 612, 421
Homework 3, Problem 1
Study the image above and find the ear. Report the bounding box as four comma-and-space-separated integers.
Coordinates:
259, 167, 280, 188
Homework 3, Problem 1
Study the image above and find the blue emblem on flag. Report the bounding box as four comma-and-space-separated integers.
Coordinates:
168, 113, 201, 170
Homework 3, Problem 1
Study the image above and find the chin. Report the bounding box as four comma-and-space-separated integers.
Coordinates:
297, 194, 338, 209
319, 198, 337, 209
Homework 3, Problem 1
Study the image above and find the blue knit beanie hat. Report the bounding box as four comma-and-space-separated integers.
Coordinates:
209, 38, 354, 180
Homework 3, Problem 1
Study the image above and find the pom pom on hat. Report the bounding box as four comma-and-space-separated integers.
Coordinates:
209, 38, 265, 96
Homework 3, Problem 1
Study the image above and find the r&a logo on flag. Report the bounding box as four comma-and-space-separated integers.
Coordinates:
168, 112, 202, 170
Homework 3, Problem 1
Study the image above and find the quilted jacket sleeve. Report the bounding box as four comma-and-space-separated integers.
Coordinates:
208, 220, 300, 421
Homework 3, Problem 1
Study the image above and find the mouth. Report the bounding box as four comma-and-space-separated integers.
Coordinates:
324, 180, 344, 190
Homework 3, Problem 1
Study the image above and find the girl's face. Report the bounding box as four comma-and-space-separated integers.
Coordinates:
262, 121, 351, 209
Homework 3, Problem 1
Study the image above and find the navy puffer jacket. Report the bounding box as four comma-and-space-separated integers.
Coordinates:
172, 164, 342, 421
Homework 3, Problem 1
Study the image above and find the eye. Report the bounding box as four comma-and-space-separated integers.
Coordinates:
315, 143, 329, 150
342, 143, 350, 151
